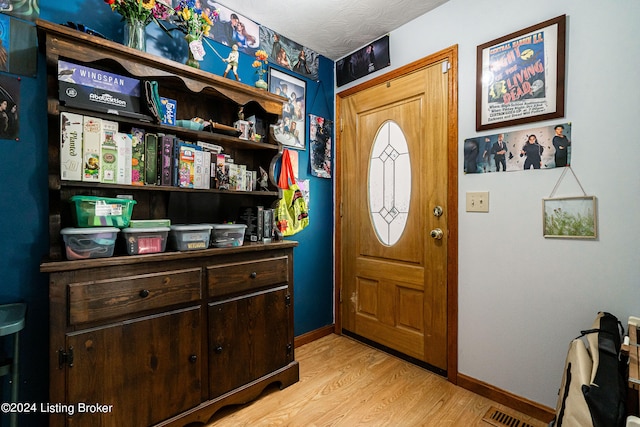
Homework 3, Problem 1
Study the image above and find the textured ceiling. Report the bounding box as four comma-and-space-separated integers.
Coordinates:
215, 0, 450, 60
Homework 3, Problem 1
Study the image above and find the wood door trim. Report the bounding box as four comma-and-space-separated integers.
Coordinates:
335, 45, 459, 384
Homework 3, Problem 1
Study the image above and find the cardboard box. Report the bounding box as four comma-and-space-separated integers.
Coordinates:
178, 142, 199, 188
239, 205, 264, 242
60, 112, 83, 181
159, 134, 175, 186
114, 132, 132, 185
82, 116, 101, 182
215, 153, 229, 190
131, 128, 145, 186
144, 133, 157, 185
58, 60, 144, 118
100, 120, 119, 184
160, 97, 177, 126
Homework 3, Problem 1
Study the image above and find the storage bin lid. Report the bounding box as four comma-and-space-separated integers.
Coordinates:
60, 227, 120, 235
69, 195, 136, 205
170, 224, 213, 231
122, 227, 170, 233
210, 223, 247, 230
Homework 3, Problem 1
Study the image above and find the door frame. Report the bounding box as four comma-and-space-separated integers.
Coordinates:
334, 45, 459, 383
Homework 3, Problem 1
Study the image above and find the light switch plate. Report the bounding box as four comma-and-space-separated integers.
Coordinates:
466, 191, 489, 212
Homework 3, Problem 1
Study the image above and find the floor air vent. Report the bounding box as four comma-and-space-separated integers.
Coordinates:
482, 406, 536, 427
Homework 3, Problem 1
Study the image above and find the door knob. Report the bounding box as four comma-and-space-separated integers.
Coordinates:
430, 228, 444, 240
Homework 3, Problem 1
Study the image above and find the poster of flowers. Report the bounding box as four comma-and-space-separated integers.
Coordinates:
309, 114, 332, 178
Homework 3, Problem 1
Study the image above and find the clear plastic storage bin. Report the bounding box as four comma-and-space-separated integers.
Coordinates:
169, 224, 212, 251
60, 227, 119, 260
121, 227, 170, 255
210, 224, 247, 248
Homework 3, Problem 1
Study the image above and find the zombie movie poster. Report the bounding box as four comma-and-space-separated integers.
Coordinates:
478, 17, 564, 130
487, 33, 546, 106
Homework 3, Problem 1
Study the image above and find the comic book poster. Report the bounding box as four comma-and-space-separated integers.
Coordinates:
477, 16, 565, 131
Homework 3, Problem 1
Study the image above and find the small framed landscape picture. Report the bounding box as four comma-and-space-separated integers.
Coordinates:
543, 196, 597, 239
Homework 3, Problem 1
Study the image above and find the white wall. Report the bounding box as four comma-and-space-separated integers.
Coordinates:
339, 0, 640, 409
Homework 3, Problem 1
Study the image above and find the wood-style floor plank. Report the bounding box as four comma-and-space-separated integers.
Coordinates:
206, 334, 547, 427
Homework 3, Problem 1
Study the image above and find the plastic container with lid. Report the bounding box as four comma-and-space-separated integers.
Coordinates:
60, 227, 119, 260
169, 224, 212, 251
121, 227, 170, 255
70, 195, 136, 228
209, 224, 247, 248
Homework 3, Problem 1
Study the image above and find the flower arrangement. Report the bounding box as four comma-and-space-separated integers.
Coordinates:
171, 0, 219, 40
103, 0, 172, 25
252, 50, 269, 78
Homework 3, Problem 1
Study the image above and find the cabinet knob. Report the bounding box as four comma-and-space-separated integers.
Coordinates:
189, 354, 197, 363
139, 289, 150, 298
215, 346, 223, 354
249, 272, 257, 279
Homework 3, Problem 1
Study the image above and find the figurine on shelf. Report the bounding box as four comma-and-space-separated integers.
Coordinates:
258, 166, 269, 191
223, 44, 240, 81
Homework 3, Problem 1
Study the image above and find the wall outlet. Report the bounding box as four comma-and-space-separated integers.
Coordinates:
466, 191, 489, 212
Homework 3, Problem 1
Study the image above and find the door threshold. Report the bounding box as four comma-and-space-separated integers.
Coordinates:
342, 329, 447, 377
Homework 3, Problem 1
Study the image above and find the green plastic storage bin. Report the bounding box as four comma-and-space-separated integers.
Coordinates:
70, 195, 136, 228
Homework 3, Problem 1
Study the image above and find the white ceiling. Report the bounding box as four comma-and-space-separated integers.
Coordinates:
216, 0, 450, 60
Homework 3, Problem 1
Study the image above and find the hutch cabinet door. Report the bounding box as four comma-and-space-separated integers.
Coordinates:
64, 306, 201, 427
208, 286, 291, 398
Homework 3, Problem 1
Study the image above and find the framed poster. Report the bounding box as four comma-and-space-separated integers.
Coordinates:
543, 196, 597, 239
476, 15, 566, 131
269, 68, 306, 150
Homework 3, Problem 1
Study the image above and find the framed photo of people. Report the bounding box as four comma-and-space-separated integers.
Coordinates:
268, 68, 306, 150
476, 15, 566, 131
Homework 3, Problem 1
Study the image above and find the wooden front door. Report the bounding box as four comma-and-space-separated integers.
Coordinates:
337, 47, 458, 374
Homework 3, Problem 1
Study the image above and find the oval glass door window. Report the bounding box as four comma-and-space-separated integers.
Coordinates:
368, 120, 411, 246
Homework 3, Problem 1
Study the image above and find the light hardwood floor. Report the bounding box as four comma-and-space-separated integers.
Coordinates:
206, 334, 548, 427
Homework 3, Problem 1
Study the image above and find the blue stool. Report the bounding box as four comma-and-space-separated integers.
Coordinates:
0, 303, 26, 427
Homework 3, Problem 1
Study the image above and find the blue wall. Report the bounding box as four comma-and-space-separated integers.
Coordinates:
0, 1, 334, 422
